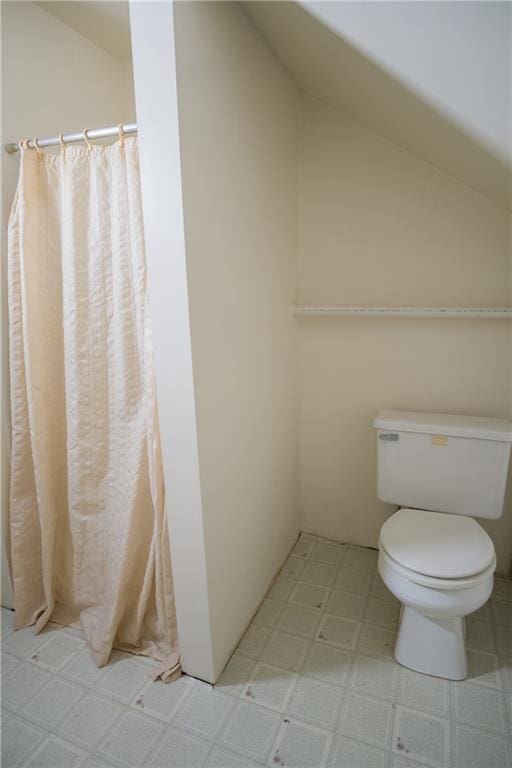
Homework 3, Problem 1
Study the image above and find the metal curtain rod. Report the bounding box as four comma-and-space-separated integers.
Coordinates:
4, 122, 138, 155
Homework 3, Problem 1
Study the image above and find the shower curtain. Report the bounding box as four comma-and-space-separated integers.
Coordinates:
8, 137, 180, 680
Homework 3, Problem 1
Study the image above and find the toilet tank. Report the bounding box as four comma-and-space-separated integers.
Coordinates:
374, 410, 512, 519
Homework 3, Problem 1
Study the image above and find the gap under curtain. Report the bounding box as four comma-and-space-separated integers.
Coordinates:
7, 137, 180, 682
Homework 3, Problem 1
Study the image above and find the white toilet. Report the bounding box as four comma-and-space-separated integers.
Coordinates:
373, 410, 512, 680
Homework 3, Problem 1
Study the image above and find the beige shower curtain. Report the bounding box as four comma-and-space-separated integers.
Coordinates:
8, 137, 180, 680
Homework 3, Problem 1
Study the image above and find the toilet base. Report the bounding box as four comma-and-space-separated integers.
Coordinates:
394, 606, 467, 680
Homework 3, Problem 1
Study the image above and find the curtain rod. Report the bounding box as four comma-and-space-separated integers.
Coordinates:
4, 122, 138, 155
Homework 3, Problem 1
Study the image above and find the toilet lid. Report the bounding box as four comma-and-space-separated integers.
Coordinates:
380, 508, 495, 579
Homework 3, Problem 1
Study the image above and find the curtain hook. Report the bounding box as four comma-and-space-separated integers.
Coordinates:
59, 133, 66, 158
83, 129, 92, 151
117, 123, 125, 151
33, 137, 43, 159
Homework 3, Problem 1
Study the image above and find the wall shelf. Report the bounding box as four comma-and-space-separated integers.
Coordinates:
293, 306, 512, 319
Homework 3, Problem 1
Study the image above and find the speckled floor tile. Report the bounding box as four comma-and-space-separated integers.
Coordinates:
302, 642, 352, 687
328, 735, 389, 768
1, 541, 511, 768
147, 726, 211, 768
392, 707, 450, 768
334, 568, 372, 595
269, 718, 333, 768
287, 676, 343, 730
242, 662, 297, 712
338, 691, 394, 749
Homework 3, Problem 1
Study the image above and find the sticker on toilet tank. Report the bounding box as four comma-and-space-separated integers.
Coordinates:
431, 435, 448, 446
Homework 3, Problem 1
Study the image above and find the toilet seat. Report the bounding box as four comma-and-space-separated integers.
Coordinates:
380, 508, 496, 582
379, 543, 496, 591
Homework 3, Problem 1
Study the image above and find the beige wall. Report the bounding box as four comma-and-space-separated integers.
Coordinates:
130, 1, 217, 682
298, 95, 512, 574
1, 1, 136, 606
174, 2, 299, 678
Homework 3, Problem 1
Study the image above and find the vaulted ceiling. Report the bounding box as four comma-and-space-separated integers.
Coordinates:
36, 1, 131, 61
244, 1, 511, 209
37, 0, 511, 208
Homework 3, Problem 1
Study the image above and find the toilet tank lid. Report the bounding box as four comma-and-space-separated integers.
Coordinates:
373, 410, 512, 442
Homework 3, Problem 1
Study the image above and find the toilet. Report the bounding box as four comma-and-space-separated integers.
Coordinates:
373, 410, 512, 680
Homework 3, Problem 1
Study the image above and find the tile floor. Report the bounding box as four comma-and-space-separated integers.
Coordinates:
2, 533, 512, 768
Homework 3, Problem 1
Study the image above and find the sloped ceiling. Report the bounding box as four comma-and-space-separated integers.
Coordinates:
243, 1, 511, 209
36, 1, 131, 60
36, 0, 511, 208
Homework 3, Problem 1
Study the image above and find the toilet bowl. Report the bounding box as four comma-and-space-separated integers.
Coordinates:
378, 508, 495, 680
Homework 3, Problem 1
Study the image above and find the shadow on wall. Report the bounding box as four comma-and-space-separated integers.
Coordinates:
244, 0, 511, 210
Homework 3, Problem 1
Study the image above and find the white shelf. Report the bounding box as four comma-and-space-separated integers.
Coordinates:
293, 306, 512, 319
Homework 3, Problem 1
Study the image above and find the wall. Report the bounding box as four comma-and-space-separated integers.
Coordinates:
174, 1, 299, 678
298, 94, 512, 574
1, 1, 135, 606
130, 0, 216, 682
